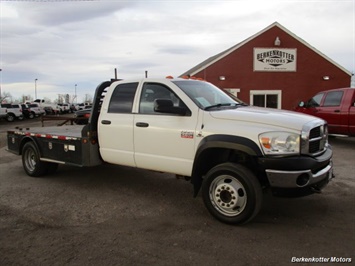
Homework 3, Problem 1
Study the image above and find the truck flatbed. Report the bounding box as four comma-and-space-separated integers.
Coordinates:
7, 124, 102, 167
8, 125, 84, 139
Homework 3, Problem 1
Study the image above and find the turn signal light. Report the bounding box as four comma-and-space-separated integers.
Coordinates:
260, 137, 271, 149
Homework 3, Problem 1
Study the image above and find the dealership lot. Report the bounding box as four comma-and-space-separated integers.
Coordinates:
0, 119, 354, 265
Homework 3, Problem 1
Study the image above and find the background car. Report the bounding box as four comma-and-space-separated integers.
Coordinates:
0, 103, 24, 122
74, 106, 92, 125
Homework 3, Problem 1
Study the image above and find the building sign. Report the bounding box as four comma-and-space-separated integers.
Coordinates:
254, 48, 297, 72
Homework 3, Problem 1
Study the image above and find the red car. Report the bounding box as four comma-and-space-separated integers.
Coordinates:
295, 88, 355, 136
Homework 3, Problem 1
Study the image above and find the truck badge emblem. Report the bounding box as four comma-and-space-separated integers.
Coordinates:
181, 131, 194, 139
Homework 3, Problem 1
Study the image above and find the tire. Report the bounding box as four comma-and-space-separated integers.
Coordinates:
22, 142, 48, 177
18, 115, 24, 120
6, 113, 15, 122
28, 112, 35, 119
202, 163, 263, 225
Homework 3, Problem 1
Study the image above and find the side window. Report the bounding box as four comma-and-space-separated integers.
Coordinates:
139, 83, 187, 115
307, 93, 324, 107
108, 82, 138, 113
323, 91, 343, 107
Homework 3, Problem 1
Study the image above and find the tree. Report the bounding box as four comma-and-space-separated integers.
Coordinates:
19, 94, 33, 103
83, 94, 93, 103
0, 91, 13, 103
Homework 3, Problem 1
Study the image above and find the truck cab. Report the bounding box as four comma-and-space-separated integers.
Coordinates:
295, 88, 355, 136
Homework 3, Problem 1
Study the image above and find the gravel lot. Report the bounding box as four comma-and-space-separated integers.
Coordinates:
0, 118, 354, 265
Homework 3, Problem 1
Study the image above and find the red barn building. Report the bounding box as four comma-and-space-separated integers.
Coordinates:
181, 22, 352, 110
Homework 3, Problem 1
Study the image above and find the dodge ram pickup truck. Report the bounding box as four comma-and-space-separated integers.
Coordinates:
295, 87, 355, 136
7, 77, 333, 224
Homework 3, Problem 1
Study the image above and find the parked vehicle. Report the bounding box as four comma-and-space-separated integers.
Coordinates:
74, 106, 92, 125
57, 103, 70, 114
74, 103, 85, 111
0, 103, 24, 122
7, 78, 333, 224
43, 106, 55, 115
20, 104, 31, 119
295, 87, 355, 136
26, 103, 45, 117
33, 99, 60, 115
0, 106, 7, 120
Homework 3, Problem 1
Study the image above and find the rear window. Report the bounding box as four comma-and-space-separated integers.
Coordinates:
108, 82, 138, 113
323, 91, 343, 107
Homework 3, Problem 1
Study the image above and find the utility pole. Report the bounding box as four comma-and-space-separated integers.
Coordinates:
75, 84, 77, 103
35, 78, 38, 100
0, 69, 2, 100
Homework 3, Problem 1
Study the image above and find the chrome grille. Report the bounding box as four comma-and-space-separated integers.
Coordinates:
309, 126, 320, 139
301, 121, 328, 156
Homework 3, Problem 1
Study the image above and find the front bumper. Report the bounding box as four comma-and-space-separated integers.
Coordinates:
258, 147, 333, 192
265, 161, 333, 188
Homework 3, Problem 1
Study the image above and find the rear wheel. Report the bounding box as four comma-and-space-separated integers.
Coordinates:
28, 112, 35, 119
6, 113, 15, 122
202, 163, 263, 224
22, 142, 58, 177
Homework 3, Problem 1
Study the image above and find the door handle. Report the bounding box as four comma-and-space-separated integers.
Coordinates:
101, 120, 111, 125
334, 110, 340, 113
136, 122, 149, 128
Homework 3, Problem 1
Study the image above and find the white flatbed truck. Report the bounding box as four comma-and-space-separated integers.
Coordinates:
7, 77, 333, 224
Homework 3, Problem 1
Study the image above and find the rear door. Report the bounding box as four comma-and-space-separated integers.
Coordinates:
317, 90, 347, 134
349, 92, 355, 135
98, 82, 139, 167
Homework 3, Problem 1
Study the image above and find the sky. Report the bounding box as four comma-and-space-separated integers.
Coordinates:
0, 0, 354, 103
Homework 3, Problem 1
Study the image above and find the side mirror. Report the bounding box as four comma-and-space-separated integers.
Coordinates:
298, 101, 305, 107
154, 99, 187, 115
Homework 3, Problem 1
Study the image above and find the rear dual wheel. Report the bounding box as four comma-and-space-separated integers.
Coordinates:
22, 142, 58, 177
202, 163, 262, 224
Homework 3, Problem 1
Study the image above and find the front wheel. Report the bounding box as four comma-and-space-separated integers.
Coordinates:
202, 163, 263, 224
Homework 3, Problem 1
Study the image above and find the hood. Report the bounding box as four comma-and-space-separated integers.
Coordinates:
209, 106, 321, 131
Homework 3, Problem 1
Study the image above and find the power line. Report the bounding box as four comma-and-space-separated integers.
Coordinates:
1, 0, 97, 1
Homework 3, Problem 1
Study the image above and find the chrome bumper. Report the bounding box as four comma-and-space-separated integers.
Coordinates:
265, 161, 333, 188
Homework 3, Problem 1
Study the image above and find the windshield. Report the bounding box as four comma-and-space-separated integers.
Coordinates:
172, 80, 245, 110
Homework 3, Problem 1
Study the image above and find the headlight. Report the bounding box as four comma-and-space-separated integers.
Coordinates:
259, 132, 300, 156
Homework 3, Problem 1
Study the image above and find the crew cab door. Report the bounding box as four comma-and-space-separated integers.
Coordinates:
98, 82, 139, 167
348, 92, 355, 135
133, 82, 199, 176
316, 90, 348, 134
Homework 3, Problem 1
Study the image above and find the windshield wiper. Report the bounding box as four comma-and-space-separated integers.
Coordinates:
204, 103, 237, 111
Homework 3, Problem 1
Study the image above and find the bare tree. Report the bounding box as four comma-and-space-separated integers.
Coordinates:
83, 94, 93, 104
19, 94, 33, 103
0, 91, 13, 103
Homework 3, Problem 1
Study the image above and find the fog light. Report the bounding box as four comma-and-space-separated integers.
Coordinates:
296, 173, 310, 187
